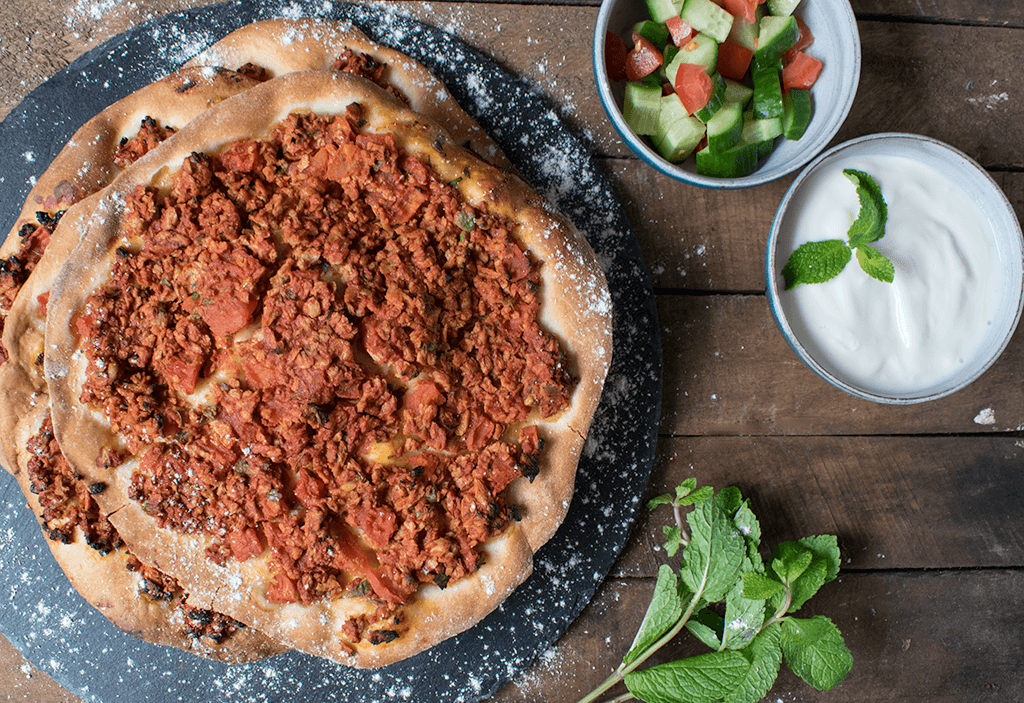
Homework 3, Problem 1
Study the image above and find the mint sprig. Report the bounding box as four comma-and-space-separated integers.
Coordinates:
781, 169, 893, 289
576, 480, 852, 703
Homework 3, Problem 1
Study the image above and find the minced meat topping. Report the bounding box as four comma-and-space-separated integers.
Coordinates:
113, 116, 177, 169
26, 414, 247, 645
0, 210, 61, 363
75, 103, 574, 646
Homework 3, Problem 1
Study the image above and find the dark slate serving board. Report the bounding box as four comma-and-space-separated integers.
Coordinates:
0, 2, 662, 701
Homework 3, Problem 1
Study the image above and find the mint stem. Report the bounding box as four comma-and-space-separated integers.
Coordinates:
673, 503, 690, 547
763, 583, 793, 629
575, 590, 704, 703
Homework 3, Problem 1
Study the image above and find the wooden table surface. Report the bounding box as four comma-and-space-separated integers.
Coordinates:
2, 0, 1023, 701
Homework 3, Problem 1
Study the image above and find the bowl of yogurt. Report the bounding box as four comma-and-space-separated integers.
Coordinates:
766, 133, 1024, 404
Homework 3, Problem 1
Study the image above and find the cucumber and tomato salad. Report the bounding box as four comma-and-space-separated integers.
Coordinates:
606, 0, 823, 178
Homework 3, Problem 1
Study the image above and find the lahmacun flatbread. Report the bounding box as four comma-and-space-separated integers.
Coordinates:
0, 66, 264, 472
0, 68, 291, 661
45, 70, 611, 667
184, 18, 512, 170
1, 19, 520, 661
9, 402, 287, 662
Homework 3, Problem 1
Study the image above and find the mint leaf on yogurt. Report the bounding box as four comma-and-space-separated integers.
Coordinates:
781, 240, 852, 289
844, 169, 888, 247
781, 169, 894, 289
855, 244, 895, 283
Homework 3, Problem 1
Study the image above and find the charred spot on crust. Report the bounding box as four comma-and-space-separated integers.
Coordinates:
186, 608, 214, 625
521, 453, 540, 482
368, 629, 400, 645
88, 481, 107, 495
175, 79, 199, 93
35, 210, 65, 230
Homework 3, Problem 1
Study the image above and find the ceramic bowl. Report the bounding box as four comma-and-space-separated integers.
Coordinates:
766, 133, 1024, 404
592, 0, 861, 188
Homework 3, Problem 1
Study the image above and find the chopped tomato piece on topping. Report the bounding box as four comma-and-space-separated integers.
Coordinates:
228, 527, 265, 562
605, 31, 629, 81
267, 572, 299, 603
673, 63, 714, 114
625, 32, 664, 82
783, 51, 823, 90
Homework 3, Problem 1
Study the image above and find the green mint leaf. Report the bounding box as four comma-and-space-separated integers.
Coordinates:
663, 525, 684, 557
681, 498, 748, 603
647, 493, 675, 509
732, 501, 762, 567
686, 607, 724, 650
774, 535, 843, 613
782, 558, 828, 613
798, 535, 841, 583
713, 486, 743, 516
781, 240, 851, 290
770, 542, 814, 585
624, 650, 751, 703
844, 169, 888, 248
675, 477, 698, 499
855, 244, 895, 283
742, 571, 784, 601
721, 580, 766, 651
780, 616, 853, 691
678, 485, 714, 506
723, 623, 783, 703
624, 565, 684, 665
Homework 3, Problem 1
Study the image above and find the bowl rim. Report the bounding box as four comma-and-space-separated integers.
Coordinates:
764, 132, 1024, 404
592, 0, 862, 189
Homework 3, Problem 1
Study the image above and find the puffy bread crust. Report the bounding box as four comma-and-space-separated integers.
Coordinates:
184, 18, 511, 169
0, 196, 97, 473
0, 67, 287, 661
45, 71, 611, 667
0, 67, 262, 475
7, 401, 288, 663
0, 67, 261, 263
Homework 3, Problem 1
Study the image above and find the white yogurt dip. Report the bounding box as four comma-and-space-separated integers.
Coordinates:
776, 152, 1003, 398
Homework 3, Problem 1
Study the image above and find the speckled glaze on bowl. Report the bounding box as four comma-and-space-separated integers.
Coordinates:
766, 133, 1024, 404
593, 0, 861, 189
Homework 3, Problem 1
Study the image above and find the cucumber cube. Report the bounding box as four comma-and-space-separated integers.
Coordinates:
767, 0, 802, 17
681, 0, 734, 44
695, 72, 728, 123
695, 140, 760, 177
654, 96, 707, 162
659, 45, 680, 82
665, 32, 719, 83
633, 20, 670, 48
782, 88, 813, 140
751, 63, 784, 119
645, 0, 684, 24
723, 78, 754, 106
706, 101, 744, 152
754, 16, 799, 65
727, 9, 761, 51
741, 115, 783, 159
623, 81, 663, 136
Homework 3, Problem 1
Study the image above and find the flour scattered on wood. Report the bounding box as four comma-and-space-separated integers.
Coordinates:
974, 407, 996, 425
